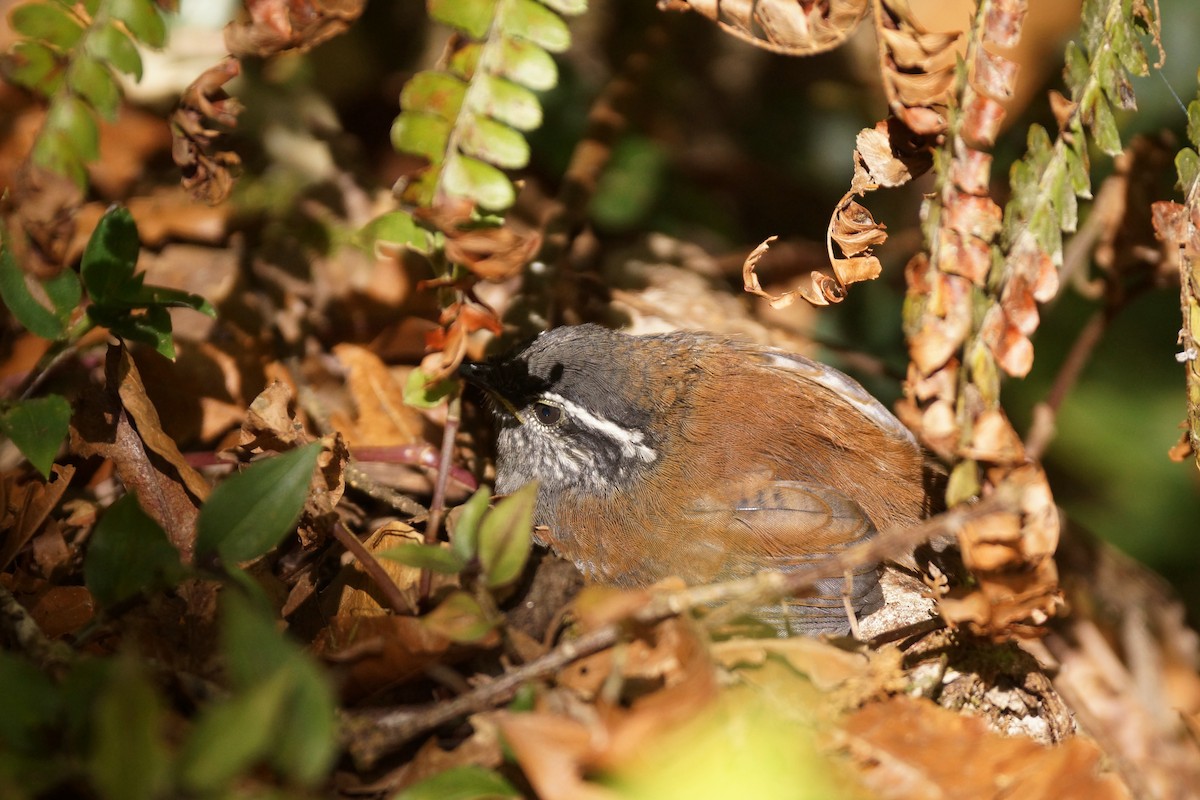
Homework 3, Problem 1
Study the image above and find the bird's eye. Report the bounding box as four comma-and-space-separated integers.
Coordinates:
532, 402, 563, 426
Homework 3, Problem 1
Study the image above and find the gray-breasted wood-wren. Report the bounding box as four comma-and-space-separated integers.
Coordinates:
460, 324, 928, 635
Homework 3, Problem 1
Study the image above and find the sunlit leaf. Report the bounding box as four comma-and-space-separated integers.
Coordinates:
430, 0, 497, 38
403, 364, 458, 409
471, 75, 542, 131
84, 492, 183, 607
477, 481, 535, 587
45, 95, 99, 161
401, 71, 467, 118
0, 241, 73, 339
443, 153, 515, 211
391, 112, 452, 163
5, 40, 63, 92
194, 443, 322, 564
502, 0, 571, 53
0, 395, 71, 478
461, 116, 529, 169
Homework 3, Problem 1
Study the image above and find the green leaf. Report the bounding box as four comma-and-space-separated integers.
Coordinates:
194, 442, 322, 564
1176, 148, 1200, 195
430, 0, 497, 38
85, 493, 183, 607
92, 304, 177, 360
403, 365, 457, 408
43, 265, 83, 320
1110, 14, 1148, 76
423, 590, 495, 642
5, 40, 63, 92
0, 395, 71, 478
496, 36, 558, 90
391, 112, 452, 163
477, 481, 535, 588
592, 136, 667, 231
124, 283, 215, 315
107, 0, 166, 48
68, 56, 121, 121
178, 667, 293, 794
0, 653, 61, 751
0, 241, 68, 339
1188, 100, 1200, 149
539, 0, 587, 15
1064, 42, 1088, 100
945, 459, 981, 508
461, 116, 530, 169
378, 542, 468, 574
443, 153, 515, 211
220, 589, 296, 688
471, 75, 542, 131
1089, 95, 1122, 156
357, 210, 433, 254
81, 206, 141, 305
11, 2, 85, 49
401, 71, 467, 118
88, 654, 170, 800
503, 0, 571, 53
395, 765, 520, 800
89, 24, 142, 81
450, 487, 491, 562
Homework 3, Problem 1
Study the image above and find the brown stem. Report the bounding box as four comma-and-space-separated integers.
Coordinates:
419, 394, 461, 600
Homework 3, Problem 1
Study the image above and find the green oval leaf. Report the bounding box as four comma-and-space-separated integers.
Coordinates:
88, 654, 171, 800
269, 658, 338, 787
497, 36, 557, 90
450, 487, 491, 562
401, 71, 467, 118
45, 94, 99, 161
0, 395, 71, 478
194, 443, 322, 564
471, 75, 542, 131
430, 0, 498, 38
11, 2, 85, 49
395, 765, 520, 800
88, 24, 142, 81
377, 542, 467, 574
84, 493, 183, 607
461, 116, 529, 169
503, 0, 571, 53
538, 0, 587, 16
391, 112, 452, 163
443, 153, 515, 211
107, 0, 166, 48
5, 40, 63, 93
68, 57, 121, 121
477, 481, 535, 588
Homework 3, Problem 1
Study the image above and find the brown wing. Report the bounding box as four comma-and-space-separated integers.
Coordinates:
685, 476, 883, 636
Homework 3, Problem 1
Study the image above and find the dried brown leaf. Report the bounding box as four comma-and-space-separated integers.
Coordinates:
662, 0, 870, 56
0, 465, 75, 572
842, 696, 1131, 800
171, 58, 244, 205
224, 0, 365, 57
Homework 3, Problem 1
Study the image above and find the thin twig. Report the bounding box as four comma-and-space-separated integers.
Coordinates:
419, 394, 461, 600
331, 522, 414, 615
342, 495, 1015, 766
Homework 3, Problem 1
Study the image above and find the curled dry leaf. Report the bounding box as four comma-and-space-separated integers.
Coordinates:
171, 58, 244, 205
872, 0, 960, 136
224, 0, 366, 57
659, 0, 870, 56
0, 466, 76, 572
416, 199, 544, 282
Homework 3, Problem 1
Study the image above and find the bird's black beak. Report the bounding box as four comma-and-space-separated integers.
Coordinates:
459, 360, 522, 421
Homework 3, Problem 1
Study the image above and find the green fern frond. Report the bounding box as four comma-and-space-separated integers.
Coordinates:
2, 0, 168, 188
391, 0, 587, 212
1001, 0, 1158, 263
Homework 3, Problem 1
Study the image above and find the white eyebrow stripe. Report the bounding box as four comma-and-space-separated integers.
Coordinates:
541, 392, 658, 463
